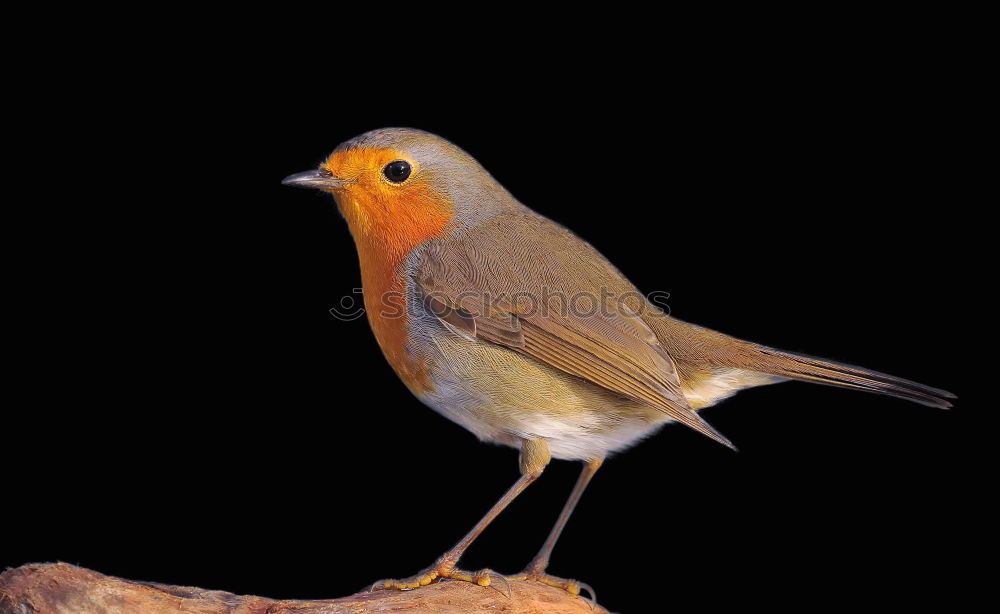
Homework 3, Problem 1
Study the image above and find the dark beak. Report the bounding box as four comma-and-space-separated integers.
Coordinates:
281, 169, 346, 189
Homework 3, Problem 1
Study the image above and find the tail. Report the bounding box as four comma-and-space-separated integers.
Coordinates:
649, 319, 956, 409
741, 345, 955, 408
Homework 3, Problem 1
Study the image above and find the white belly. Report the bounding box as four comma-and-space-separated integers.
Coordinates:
408, 307, 668, 461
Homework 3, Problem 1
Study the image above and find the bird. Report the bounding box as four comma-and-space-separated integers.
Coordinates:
282, 128, 954, 598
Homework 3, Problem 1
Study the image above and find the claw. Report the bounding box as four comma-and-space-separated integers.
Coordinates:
487, 572, 512, 599
576, 580, 597, 610
507, 569, 596, 607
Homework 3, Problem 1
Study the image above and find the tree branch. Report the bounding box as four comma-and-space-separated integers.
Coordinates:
0, 562, 608, 613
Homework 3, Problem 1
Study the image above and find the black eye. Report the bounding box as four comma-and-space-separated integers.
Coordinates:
383, 160, 411, 183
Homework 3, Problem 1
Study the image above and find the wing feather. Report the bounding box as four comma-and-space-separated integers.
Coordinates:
416, 219, 734, 449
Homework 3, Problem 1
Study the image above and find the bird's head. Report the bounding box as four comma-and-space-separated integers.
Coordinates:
283, 128, 510, 254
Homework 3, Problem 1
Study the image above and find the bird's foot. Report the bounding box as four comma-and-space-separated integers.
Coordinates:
506, 566, 595, 602
373, 558, 508, 595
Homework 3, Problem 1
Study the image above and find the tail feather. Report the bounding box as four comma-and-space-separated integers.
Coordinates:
647, 318, 955, 410
747, 346, 955, 409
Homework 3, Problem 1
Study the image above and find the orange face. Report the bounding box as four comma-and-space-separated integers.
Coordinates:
321, 147, 453, 254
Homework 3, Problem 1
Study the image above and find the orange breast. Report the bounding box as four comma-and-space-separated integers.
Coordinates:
322, 147, 454, 394
360, 249, 431, 393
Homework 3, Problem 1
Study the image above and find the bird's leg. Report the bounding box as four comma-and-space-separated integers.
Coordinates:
376, 438, 551, 591
508, 457, 603, 598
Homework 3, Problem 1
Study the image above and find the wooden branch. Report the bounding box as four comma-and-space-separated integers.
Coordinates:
0, 562, 608, 614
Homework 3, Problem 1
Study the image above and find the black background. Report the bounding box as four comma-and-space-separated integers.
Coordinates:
4, 31, 980, 613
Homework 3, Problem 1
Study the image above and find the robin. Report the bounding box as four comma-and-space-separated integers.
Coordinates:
282, 128, 953, 598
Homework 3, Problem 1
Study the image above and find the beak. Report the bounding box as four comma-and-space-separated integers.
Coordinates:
281, 169, 346, 190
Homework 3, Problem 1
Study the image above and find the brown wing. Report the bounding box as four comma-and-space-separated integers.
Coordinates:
416, 212, 734, 449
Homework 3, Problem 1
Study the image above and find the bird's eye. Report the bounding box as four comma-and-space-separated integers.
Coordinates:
383, 160, 412, 183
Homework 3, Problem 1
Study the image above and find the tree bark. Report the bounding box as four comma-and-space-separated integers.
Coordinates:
0, 563, 608, 614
